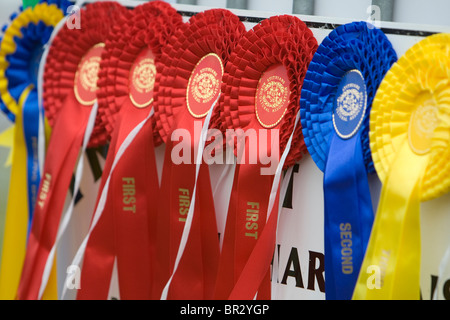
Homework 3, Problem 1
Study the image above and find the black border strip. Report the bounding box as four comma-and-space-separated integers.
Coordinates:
176, 10, 438, 37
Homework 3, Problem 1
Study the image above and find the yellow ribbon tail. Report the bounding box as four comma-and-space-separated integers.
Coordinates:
41, 255, 58, 300
353, 142, 427, 300
0, 126, 14, 167
0, 87, 31, 299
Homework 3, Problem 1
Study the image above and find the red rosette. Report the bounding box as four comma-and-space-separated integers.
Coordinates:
151, 9, 246, 300
77, 1, 185, 300
218, 15, 317, 168
153, 8, 246, 142
43, 1, 128, 148
214, 15, 317, 300
97, 1, 184, 144
17, 1, 128, 300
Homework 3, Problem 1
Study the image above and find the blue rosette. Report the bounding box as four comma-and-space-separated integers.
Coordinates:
40, 0, 71, 13
300, 21, 397, 300
301, 21, 397, 173
0, 2, 64, 122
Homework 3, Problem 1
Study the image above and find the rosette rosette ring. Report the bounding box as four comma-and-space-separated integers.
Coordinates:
152, 9, 246, 300
354, 33, 450, 300
300, 21, 397, 300
17, 1, 128, 300
215, 15, 317, 300
0, 1, 64, 300
76, 1, 183, 300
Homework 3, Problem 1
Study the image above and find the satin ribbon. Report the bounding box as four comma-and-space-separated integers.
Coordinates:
61, 108, 155, 300
353, 33, 450, 300
215, 15, 317, 300
77, 1, 183, 300
300, 22, 397, 300
0, 2, 64, 300
17, 1, 127, 300
152, 9, 245, 300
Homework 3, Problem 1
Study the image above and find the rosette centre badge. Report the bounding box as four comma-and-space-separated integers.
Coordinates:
408, 95, 440, 155
255, 64, 290, 128
187, 53, 224, 118
333, 70, 367, 139
129, 49, 157, 108
74, 43, 105, 105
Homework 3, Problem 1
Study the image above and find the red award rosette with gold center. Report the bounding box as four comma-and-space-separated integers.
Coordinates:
17, 1, 128, 300
76, 1, 183, 300
152, 9, 246, 300
214, 15, 317, 299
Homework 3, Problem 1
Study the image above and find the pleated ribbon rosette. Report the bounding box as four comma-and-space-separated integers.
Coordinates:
17, 1, 128, 300
300, 22, 397, 300
215, 15, 317, 300
0, 1, 64, 300
151, 9, 246, 300
74, 1, 184, 300
353, 33, 450, 300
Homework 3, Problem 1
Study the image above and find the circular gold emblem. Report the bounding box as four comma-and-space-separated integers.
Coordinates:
409, 100, 439, 155
74, 43, 104, 106
336, 86, 364, 121
414, 104, 439, 136
132, 58, 156, 94
255, 64, 291, 129
186, 53, 224, 118
190, 68, 220, 104
79, 56, 101, 93
258, 76, 289, 113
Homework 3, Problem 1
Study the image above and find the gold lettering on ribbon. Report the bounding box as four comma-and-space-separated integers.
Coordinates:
245, 202, 259, 239
37, 173, 52, 209
339, 223, 353, 275
178, 188, 190, 222
122, 177, 136, 213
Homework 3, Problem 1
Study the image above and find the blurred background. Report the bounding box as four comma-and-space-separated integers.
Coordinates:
1, 0, 450, 27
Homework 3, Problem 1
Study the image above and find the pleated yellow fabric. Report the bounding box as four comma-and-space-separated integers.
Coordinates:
354, 33, 450, 300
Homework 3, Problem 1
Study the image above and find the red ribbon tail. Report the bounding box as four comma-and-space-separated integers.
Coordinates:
18, 93, 91, 300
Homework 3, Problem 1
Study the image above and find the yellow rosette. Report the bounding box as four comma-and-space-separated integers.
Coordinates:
353, 33, 450, 300
0, 3, 64, 300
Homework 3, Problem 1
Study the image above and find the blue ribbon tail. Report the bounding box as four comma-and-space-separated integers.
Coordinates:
323, 131, 374, 300
22, 88, 41, 236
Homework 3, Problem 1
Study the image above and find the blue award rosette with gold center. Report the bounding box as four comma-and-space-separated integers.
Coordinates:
300, 21, 397, 300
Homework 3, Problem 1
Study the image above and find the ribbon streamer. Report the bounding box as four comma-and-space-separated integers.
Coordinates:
0, 2, 64, 300
152, 9, 246, 300
354, 33, 450, 300
17, 1, 127, 300
77, 1, 183, 300
300, 21, 397, 300
215, 15, 317, 300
